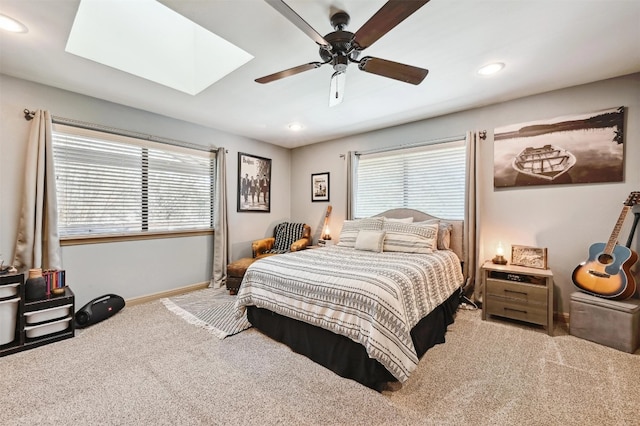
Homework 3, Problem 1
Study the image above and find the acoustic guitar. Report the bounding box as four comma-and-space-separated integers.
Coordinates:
572, 191, 639, 300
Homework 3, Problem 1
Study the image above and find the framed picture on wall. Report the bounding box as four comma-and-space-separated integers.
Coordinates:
311, 172, 330, 202
238, 152, 271, 212
493, 106, 625, 188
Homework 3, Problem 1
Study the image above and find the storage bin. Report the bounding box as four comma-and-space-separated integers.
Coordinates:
0, 296, 20, 345
24, 304, 72, 325
570, 291, 640, 353
0, 282, 20, 298
24, 317, 72, 339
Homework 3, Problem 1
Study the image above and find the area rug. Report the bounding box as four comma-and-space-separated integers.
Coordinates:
161, 287, 251, 339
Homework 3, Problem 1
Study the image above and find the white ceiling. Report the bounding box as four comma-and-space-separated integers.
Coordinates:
1, 0, 639, 149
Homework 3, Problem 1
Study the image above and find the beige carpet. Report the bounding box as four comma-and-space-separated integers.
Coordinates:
1, 287, 638, 425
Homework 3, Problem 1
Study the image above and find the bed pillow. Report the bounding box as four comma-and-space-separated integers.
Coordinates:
382, 221, 438, 253
383, 217, 414, 223
415, 219, 452, 250
355, 230, 386, 253
337, 217, 384, 247
436, 222, 453, 250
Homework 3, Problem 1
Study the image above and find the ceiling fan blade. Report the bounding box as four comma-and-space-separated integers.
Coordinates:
358, 56, 428, 85
353, 0, 430, 50
255, 62, 324, 84
265, 0, 332, 51
329, 71, 346, 107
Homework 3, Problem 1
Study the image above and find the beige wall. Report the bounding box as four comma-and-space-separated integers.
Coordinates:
0, 74, 291, 307
290, 73, 640, 315
2, 73, 638, 314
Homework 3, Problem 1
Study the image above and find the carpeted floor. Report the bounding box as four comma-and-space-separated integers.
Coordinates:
0, 287, 638, 425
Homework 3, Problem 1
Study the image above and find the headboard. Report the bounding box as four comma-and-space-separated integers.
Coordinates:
374, 208, 465, 263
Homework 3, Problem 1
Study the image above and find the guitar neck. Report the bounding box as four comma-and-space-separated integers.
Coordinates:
605, 205, 631, 254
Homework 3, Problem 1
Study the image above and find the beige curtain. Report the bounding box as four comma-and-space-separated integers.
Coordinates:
13, 110, 61, 271
345, 151, 357, 220
211, 147, 228, 288
464, 131, 481, 301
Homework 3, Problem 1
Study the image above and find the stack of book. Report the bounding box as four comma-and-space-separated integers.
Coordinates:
43, 269, 66, 295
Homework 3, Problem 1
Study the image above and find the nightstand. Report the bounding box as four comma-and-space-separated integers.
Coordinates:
481, 261, 554, 335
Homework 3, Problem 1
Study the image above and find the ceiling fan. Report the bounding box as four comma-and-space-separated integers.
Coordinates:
255, 0, 430, 106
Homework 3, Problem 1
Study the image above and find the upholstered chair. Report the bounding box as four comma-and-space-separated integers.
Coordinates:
252, 222, 311, 259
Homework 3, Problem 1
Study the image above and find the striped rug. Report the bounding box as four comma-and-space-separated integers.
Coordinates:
162, 290, 251, 339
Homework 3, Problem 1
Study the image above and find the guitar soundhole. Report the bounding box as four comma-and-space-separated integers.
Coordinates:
598, 253, 614, 265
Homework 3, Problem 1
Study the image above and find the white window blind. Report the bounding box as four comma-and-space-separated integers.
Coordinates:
52, 124, 215, 237
355, 140, 466, 219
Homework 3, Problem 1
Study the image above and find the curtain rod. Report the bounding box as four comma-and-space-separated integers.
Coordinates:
23, 109, 217, 153
353, 130, 487, 157
355, 134, 465, 156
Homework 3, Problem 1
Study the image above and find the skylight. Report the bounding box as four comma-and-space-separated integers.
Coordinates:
66, 0, 253, 95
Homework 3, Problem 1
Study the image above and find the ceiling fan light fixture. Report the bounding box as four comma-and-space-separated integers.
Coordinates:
477, 62, 505, 76
0, 14, 28, 33
333, 54, 349, 72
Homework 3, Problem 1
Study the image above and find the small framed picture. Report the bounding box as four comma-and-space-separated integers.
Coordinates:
511, 245, 548, 269
311, 172, 330, 202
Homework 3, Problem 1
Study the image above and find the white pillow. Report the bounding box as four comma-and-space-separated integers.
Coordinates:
436, 222, 453, 250
383, 217, 414, 223
382, 222, 438, 253
337, 217, 384, 248
414, 219, 452, 250
355, 230, 386, 252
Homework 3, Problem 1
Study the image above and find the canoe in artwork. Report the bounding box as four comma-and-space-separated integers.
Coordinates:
512, 144, 576, 181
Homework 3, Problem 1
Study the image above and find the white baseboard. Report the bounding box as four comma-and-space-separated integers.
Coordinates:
126, 281, 210, 306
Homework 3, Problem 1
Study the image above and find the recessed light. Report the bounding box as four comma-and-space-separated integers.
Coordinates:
288, 123, 304, 131
0, 14, 28, 33
477, 62, 505, 76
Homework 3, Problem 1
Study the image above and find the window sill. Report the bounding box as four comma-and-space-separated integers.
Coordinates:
60, 229, 214, 246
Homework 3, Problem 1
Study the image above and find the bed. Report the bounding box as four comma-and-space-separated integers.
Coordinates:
234, 209, 465, 390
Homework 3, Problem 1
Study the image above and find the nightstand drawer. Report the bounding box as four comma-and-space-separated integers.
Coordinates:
486, 279, 547, 304
485, 297, 548, 325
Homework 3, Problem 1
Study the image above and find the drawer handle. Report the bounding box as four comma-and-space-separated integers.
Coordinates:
504, 289, 528, 296
504, 307, 527, 314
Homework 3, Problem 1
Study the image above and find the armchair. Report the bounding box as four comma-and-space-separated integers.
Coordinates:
252, 222, 311, 259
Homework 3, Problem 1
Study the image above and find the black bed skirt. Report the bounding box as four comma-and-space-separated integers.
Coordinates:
247, 289, 460, 390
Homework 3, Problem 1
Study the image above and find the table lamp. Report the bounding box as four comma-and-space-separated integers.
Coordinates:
492, 241, 508, 265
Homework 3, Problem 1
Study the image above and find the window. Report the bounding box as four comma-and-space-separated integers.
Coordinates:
355, 140, 466, 219
52, 124, 215, 238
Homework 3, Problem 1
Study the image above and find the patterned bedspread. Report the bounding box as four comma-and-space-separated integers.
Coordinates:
234, 246, 463, 382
